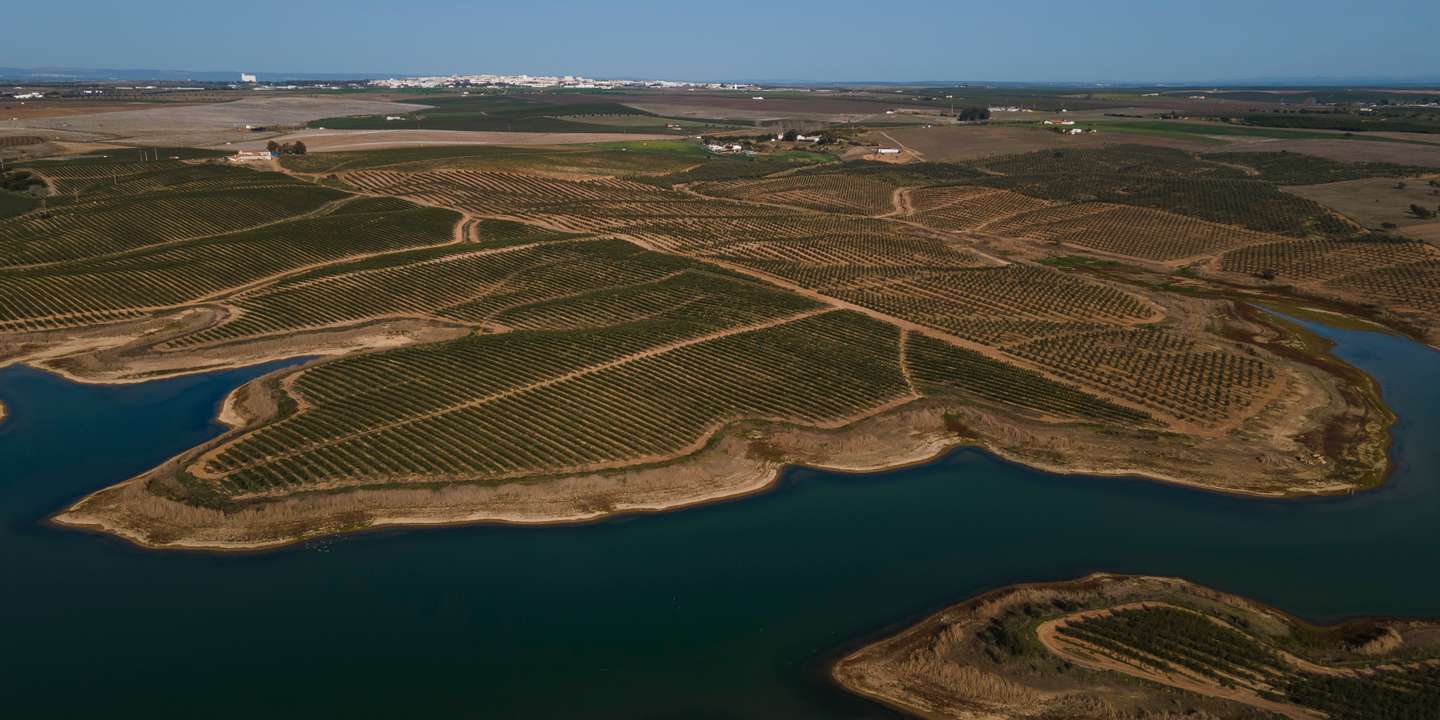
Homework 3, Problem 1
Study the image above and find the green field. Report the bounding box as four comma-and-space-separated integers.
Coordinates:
310, 94, 736, 134
1082, 119, 1440, 146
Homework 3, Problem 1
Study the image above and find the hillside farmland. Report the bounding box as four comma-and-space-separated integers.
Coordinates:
0, 140, 1416, 548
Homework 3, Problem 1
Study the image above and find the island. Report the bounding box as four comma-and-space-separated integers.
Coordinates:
833, 573, 1440, 720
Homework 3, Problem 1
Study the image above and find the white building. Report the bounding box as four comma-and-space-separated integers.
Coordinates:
240, 73, 258, 83
229, 150, 276, 163
876, 147, 901, 155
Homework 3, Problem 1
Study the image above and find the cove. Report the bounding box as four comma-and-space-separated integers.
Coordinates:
2, 318, 1437, 719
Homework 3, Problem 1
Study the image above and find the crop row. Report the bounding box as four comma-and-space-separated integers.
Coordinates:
989, 202, 1278, 262
0, 184, 344, 267
1284, 664, 1440, 720
906, 333, 1151, 424
904, 186, 1054, 231
1218, 237, 1438, 282
834, 266, 1154, 328
202, 310, 908, 492
1326, 259, 1440, 316
1057, 606, 1284, 684
696, 174, 900, 215
165, 240, 789, 347
0, 205, 456, 326
974, 170, 1354, 239
1009, 328, 1276, 425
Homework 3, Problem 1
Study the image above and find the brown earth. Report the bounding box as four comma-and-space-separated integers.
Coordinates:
1285, 176, 1440, 235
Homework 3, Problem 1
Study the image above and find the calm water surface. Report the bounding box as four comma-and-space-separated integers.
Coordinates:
2, 320, 1437, 718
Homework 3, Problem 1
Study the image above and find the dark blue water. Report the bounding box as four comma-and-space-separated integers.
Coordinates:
2, 320, 1437, 718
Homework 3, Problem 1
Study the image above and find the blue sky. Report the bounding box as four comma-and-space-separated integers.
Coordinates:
6, 0, 1438, 82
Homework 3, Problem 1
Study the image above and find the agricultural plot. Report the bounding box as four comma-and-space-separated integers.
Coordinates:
1053, 605, 1440, 720
987, 202, 1279, 262
968, 146, 1357, 238
901, 185, 1054, 231
0, 200, 456, 333
0, 183, 345, 267
333, 156, 1288, 431
310, 96, 705, 134
906, 334, 1151, 424
199, 309, 909, 493
694, 174, 901, 215
1204, 150, 1434, 185
1008, 328, 1276, 426
1326, 259, 1440, 316
1216, 236, 1438, 283
164, 239, 752, 348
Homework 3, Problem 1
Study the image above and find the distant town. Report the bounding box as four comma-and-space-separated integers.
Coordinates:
367, 73, 757, 91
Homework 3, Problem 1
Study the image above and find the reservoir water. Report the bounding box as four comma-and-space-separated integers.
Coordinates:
2, 319, 1437, 718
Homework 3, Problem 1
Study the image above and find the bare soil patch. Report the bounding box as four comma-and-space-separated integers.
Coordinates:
18, 96, 431, 147
1285, 176, 1440, 233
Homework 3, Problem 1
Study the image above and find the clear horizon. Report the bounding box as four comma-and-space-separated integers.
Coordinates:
6, 0, 1437, 84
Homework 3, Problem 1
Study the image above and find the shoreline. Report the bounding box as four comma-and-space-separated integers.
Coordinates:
29, 294, 1405, 553
50, 411, 1391, 554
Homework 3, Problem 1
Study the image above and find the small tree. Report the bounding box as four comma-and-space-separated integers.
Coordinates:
291, 140, 307, 156
266, 140, 280, 153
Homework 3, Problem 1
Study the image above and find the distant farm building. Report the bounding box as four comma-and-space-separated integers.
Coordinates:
876, 147, 901, 155
1043, 119, 1075, 126
229, 150, 277, 163
385, 116, 406, 121
240, 73, 258, 83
